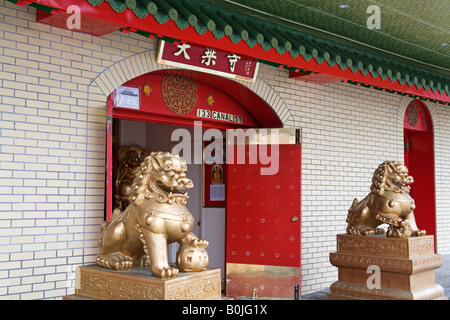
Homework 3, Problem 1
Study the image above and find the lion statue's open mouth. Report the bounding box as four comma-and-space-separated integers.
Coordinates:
154, 179, 191, 204
385, 164, 413, 194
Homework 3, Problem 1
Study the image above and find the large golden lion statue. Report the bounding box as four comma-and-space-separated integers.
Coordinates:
97, 151, 209, 278
346, 161, 426, 238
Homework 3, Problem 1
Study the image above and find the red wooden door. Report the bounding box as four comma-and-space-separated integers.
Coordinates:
403, 100, 436, 241
225, 128, 301, 299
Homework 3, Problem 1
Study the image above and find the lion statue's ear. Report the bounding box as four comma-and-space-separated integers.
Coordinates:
386, 163, 395, 173
151, 155, 163, 172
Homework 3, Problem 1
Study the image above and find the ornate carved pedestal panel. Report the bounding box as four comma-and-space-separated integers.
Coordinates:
63, 264, 221, 300
328, 234, 447, 300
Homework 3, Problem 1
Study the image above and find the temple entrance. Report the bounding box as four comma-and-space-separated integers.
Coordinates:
105, 70, 302, 295
403, 100, 436, 242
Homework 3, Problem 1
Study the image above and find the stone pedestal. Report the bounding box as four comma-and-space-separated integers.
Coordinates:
328, 234, 447, 300
63, 264, 221, 300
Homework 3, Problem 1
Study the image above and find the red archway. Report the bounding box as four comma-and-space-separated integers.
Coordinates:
108, 69, 283, 130
404, 100, 436, 241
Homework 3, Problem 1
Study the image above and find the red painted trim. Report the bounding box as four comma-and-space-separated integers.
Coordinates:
106, 99, 113, 220
36, 0, 449, 103
36, 7, 124, 36
404, 101, 436, 245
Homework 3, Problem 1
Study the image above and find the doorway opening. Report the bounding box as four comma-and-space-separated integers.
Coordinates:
111, 120, 226, 276
403, 99, 436, 242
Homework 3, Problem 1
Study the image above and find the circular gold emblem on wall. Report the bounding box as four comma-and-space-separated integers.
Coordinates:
161, 74, 197, 115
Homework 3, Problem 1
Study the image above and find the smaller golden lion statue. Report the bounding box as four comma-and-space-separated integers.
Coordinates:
346, 161, 426, 238
97, 151, 209, 278
114, 145, 147, 211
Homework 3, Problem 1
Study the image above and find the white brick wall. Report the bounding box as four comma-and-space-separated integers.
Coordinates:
0, 0, 155, 299
254, 65, 404, 292
434, 102, 450, 255
0, 0, 449, 299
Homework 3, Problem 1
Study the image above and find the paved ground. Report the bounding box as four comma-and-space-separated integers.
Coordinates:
302, 254, 450, 300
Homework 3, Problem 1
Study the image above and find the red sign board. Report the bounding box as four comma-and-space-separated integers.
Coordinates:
157, 41, 259, 82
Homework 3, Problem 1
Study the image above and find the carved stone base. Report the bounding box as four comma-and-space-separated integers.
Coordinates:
63, 264, 221, 300
328, 234, 447, 300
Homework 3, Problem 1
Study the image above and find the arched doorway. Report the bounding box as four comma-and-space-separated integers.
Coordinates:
403, 99, 436, 241
104, 69, 301, 298
108, 69, 283, 128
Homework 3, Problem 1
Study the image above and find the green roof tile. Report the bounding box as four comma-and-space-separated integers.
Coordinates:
83, 0, 448, 99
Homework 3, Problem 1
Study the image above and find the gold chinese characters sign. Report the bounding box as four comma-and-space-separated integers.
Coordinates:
157, 40, 259, 82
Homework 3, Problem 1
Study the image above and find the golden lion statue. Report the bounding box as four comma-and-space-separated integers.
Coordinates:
114, 145, 147, 211
97, 151, 209, 278
346, 161, 426, 238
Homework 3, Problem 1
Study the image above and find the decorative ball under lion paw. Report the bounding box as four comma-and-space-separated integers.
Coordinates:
176, 244, 209, 272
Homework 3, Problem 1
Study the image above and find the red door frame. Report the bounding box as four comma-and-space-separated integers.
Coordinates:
403, 100, 436, 242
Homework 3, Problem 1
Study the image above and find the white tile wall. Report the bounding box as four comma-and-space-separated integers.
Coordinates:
0, 0, 449, 299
